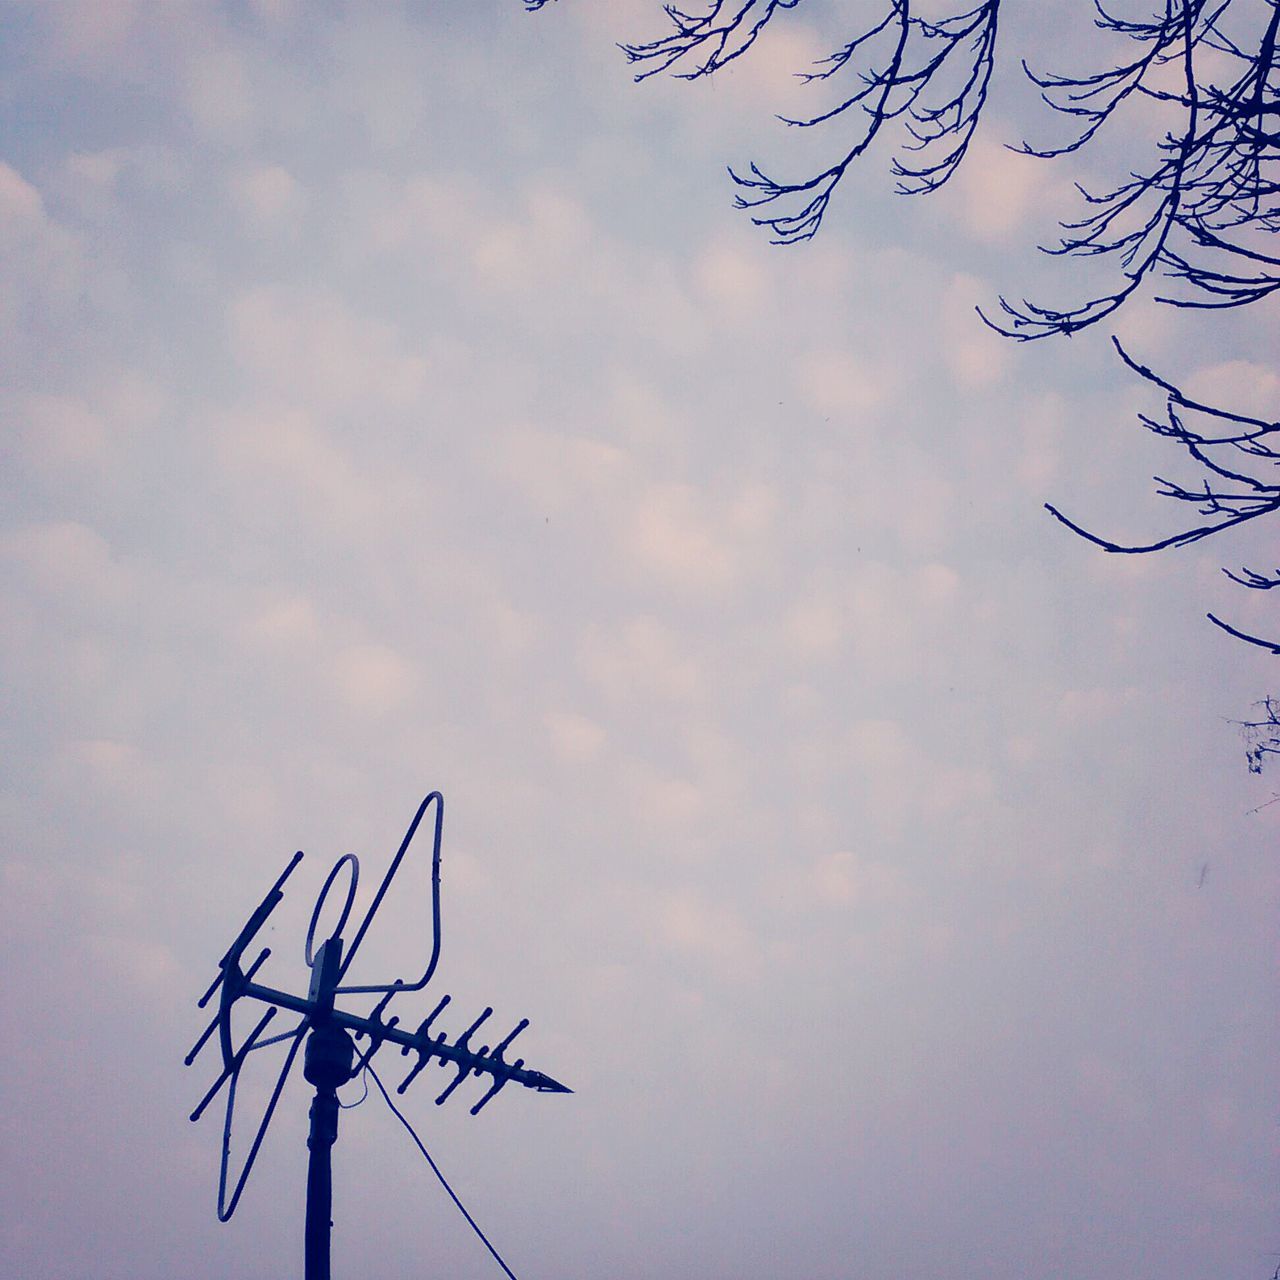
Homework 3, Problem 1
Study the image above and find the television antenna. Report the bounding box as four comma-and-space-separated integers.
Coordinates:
185, 792, 570, 1280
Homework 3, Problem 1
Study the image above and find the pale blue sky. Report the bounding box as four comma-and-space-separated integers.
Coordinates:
2, 3, 1277, 1278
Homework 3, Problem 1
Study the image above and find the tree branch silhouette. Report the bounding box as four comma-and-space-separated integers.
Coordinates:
528, 0, 1280, 767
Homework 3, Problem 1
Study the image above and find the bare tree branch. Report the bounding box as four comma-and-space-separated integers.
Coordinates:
527, 0, 1280, 768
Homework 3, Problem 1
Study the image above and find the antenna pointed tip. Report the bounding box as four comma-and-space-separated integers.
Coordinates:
528, 1071, 573, 1094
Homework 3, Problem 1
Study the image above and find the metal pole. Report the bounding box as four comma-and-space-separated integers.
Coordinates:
302, 940, 353, 1280
305, 1086, 338, 1280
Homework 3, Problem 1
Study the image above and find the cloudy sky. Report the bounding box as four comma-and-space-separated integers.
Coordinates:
2, 3, 1278, 1278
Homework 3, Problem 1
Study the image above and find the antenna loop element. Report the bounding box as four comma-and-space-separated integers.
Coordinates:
305, 853, 360, 969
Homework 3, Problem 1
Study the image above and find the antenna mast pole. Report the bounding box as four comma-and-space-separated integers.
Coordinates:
302, 938, 352, 1280
305, 1080, 338, 1280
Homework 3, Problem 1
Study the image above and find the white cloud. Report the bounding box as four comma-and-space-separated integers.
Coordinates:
1110, 296, 1178, 356
215, 403, 380, 530
694, 18, 828, 116
913, 561, 960, 608
341, 169, 603, 304
831, 556, 962, 674
12, 375, 163, 476
807, 850, 906, 910
624, 481, 775, 593
330, 642, 420, 716
238, 593, 321, 649
894, 463, 956, 556
579, 615, 703, 706
920, 761, 996, 824
626, 483, 736, 591
953, 133, 1057, 244
86, 932, 179, 997
55, 738, 160, 819
843, 716, 949, 840
226, 287, 427, 409
15, 394, 107, 468
472, 184, 595, 290
628, 766, 706, 833
1016, 393, 1064, 493
340, 170, 481, 258
229, 164, 306, 228
657, 889, 756, 980
185, 46, 256, 141
695, 235, 770, 318
941, 272, 1010, 389
1185, 360, 1280, 419
783, 594, 845, 660
1056, 685, 1137, 729
544, 710, 607, 763
62, 148, 124, 203
33, 0, 149, 66
2, 521, 132, 612
249, 0, 300, 22
0, 162, 83, 329
780, 559, 961, 671
794, 348, 895, 419
487, 425, 635, 518
325, 14, 431, 151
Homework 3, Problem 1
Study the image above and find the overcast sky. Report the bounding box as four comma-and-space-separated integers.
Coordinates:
2, 3, 1278, 1278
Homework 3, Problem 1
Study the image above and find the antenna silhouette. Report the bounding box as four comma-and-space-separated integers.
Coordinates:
185, 792, 571, 1279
